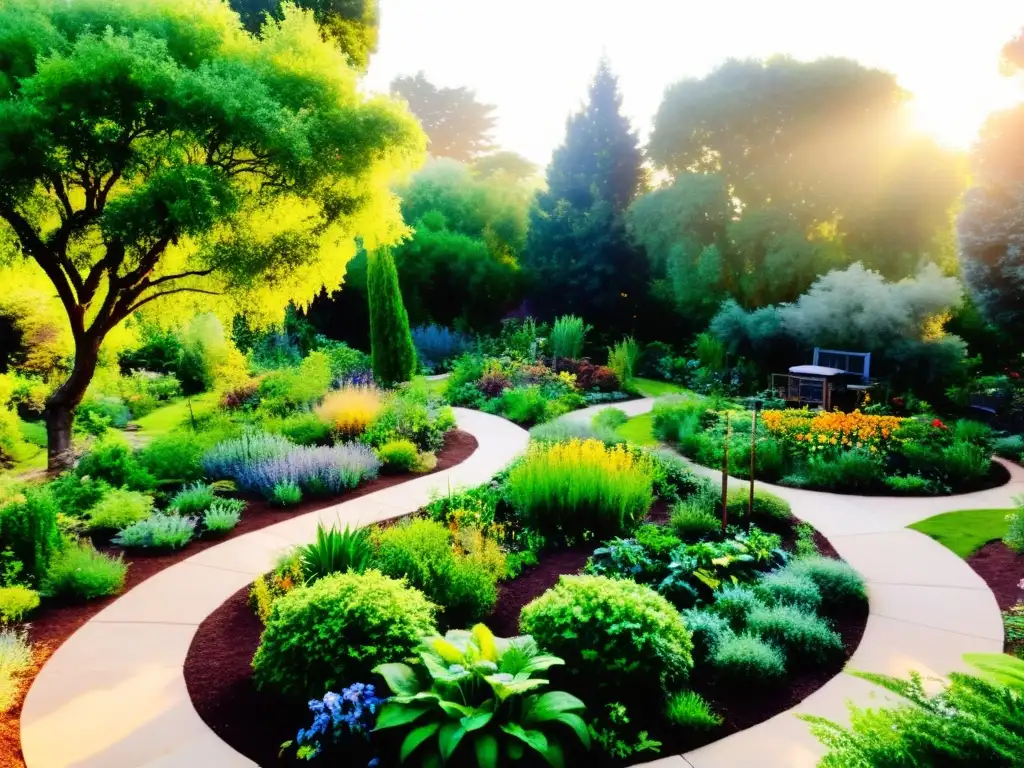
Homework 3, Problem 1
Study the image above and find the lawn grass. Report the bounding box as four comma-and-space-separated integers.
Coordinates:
909, 508, 1012, 558
633, 377, 688, 398
133, 392, 219, 438
616, 413, 657, 446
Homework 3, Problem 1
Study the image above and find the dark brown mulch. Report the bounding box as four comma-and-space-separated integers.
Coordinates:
186, 516, 866, 767
0, 430, 477, 768
967, 540, 1024, 613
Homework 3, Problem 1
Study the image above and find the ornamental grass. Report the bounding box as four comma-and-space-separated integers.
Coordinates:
316, 384, 383, 437
506, 438, 654, 541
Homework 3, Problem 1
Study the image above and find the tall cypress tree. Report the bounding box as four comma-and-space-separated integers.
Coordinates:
523, 59, 648, 336
367, 246, 417, 385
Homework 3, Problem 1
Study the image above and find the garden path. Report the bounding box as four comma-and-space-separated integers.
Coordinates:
20, 399, 1021, 768
19, 408, 528, 768
568, 399, 1021, 768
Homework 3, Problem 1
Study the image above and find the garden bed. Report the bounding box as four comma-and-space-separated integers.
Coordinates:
0, 430, 478, 768
185, 512, 867, 767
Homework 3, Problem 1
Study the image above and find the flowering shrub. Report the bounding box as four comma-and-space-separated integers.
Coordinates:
236, 443, 380, 499
761, 408, 904, 455
316, 385, 383, 437
284, 684, 383, 762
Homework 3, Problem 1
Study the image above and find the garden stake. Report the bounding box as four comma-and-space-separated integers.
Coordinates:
721, 410, 730, 533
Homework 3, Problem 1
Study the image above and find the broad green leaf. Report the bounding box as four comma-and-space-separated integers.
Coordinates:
375, 703, 432, 731
541, 740, 566, 768
501, 723, 549, 754
472, 623, 499, 662
555, 712, 591, 748
474, 733, 499, 768
523, 691, 587, 723
374, 663, 422, 696
438, 700, 473, 719
400, 722, 440, 762
439, 721, 467, 761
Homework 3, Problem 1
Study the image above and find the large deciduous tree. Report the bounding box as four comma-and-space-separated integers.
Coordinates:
958, 28, 1024, 338
230, 0, 379, 71
391, 73, 497, 162
0, 0, 424, 468
648, 57, 962, 278
522, 59, 648, 336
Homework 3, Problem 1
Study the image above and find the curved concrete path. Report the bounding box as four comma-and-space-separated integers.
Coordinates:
21, 399, 1019, 768
567, 399, 1019, 768
20, 409, 529, 768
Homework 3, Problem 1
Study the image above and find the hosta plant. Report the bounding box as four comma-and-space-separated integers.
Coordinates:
374, 624, 590, 767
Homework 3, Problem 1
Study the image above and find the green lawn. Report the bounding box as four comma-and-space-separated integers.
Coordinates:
616, 412, 657, 446
632, 377, 689, 398
133, 392, 219, 438
909, 508, 1012, 558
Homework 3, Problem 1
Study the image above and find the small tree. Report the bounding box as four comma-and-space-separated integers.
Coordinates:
367, 246, 416, 385
0, 0, 424, 468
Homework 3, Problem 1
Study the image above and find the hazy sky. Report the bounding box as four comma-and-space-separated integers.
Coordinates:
364, 1, 1024, 167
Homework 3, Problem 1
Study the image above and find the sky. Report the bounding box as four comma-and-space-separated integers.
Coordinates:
364, 0, 1024, 168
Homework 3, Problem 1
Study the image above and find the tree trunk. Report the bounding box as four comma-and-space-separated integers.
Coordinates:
45, 337, 102, 472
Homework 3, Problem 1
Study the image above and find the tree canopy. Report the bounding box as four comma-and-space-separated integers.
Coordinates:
391, 73, 497, 162
523, 59, 648, 336
229, 0, 379, 71
0, 0, 424, 465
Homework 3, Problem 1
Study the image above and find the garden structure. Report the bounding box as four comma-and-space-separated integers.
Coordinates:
17, 398, 1018, 768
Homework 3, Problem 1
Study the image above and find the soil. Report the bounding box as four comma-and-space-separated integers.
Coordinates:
966, 540, 1024, 613
0, 429, 477, 768
185, 515, 866, 768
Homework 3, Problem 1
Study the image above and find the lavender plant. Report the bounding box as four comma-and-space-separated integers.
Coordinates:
282, 683, 384, 762
238, 443, 381, 499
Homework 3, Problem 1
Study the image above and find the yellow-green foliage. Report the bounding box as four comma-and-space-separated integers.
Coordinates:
316, 384, 383, 436
506, 439, 655, 541
0, 586, 40, 624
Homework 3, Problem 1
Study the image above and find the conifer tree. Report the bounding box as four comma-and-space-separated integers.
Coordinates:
523, 59, 648, 336
367, 246, 417, 385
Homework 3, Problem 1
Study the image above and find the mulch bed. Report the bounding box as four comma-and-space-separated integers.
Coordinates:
186, 512, 867, 767
0, 429, 477, 768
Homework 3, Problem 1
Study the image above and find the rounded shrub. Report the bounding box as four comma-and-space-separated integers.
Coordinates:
86, 488, 153, 530
711, 632, 786, 686
519, 574, 693, 695
376, 439, 419, 474
787, 556, 866, 613
756, 568, 823, 612
746, 603, 843, 665
252, 570, 436, 697
682, 607, 734, 664
711, 583, 765, 631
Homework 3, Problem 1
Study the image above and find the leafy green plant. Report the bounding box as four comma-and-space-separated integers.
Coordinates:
711, 633, 786, 686
271, 480, 303, 507
373, 519, 498, 627
202, 499, 243, 534
665, 691, 722, 730
0, 585, 40, 623
298, 523, 372, 583
746, 604, 843, 665
587, 702, 661, 762
169, 482, 217, 516
253, 570, 437, 697
113, 514, 197, 550
549, 315, 591, 361
374, 624, 590, 768
376, 439, 420, 474
86, 488, 154, 530
786, 556, 866, 613
41, 541, 126, 600
520, 575, 693, 696
802, 654, 1024, 767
